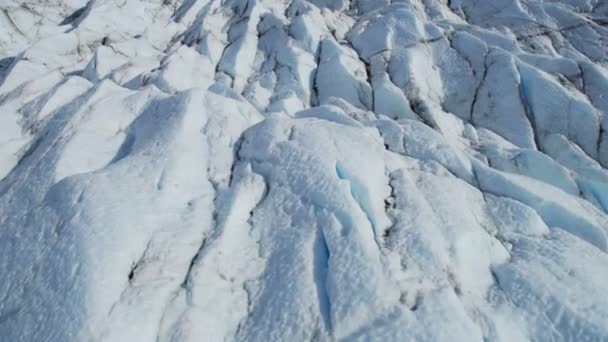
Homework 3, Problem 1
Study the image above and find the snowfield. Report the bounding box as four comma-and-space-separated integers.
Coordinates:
1, 0, 608, 340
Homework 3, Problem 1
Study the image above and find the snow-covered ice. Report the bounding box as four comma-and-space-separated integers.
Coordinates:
1, 0, 608, 340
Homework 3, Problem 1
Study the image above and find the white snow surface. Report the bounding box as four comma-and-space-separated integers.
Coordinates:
1, 0, 608, 341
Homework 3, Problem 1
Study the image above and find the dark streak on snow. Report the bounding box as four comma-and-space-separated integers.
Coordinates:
313, 227, 332, 332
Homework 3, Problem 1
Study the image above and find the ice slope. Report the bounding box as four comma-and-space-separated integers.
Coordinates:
1, 0, 608, 341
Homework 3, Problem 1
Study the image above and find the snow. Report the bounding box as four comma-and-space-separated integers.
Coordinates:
1, 0, 608, 340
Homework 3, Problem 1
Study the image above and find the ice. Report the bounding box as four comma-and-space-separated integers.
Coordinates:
2, 0, 608, 340
400, 119, 476, 184
82, 45, 130, 83
151, 45, 215, 93
485, 194, 550, 238
472, 49, 536, 149
483, 146, 579, 196
315, 39, 372, 110
493, 230, 608, 341
369, 55, 418, 120
519, 63, 601, 158
474, 162, 608, 252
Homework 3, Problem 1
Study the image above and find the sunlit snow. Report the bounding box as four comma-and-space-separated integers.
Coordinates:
1, 0, 608, 340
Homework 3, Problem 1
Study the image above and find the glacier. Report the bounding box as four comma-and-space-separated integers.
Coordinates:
1, 0, 608, 340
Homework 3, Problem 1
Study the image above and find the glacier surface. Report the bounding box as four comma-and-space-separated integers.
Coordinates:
1, 0, 608, 340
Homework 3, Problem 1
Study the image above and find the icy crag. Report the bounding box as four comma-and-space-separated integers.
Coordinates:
1, 0, 608, 341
